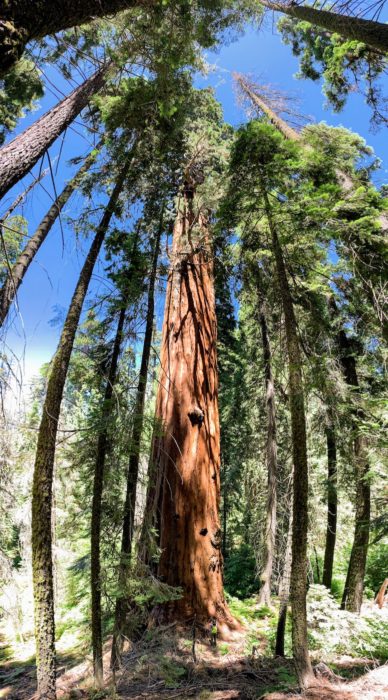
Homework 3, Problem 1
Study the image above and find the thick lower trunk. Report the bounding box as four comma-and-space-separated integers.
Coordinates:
322, 423, 337, 590
0, 1, 138, 76
258, 301, 277, 607
262, 184, 312, 687
91, 302, 127, 687
0, 143, 102, 327
0, 67, 107, 201
147, 186, 236, 634
31, 161, 130, 700
275, 501, 293, 657
260, 1, 388, 53
111, 220, 162, 670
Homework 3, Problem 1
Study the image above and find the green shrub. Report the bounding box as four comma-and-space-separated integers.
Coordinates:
224, 544, 257, 598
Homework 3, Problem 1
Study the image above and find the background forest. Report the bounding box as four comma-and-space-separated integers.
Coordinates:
0, 2, 387, 700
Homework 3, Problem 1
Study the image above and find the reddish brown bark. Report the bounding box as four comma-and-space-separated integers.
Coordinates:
150, 182, 237, 635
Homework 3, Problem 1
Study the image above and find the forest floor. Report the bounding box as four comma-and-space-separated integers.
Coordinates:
1, 598, 387, 700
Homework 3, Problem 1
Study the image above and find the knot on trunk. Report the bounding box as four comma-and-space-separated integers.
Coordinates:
188, 405, 204, 427
211, 529, 222, 550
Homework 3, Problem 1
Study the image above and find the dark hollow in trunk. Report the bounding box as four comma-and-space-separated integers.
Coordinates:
0, 67, 107, 201
0, 143, 102, 327
31, 161, 130, 700
322, 422, 337, 590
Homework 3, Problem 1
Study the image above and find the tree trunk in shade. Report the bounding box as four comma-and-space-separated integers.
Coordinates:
0, 142, 102, 327
275, 491, 293, 657
91, 301, 127, 688
0, 67, 107, 201
0, 0, 137, 76
144, 179, 238, 636
261, 181, 313, 687
322, 421, 337, 590
31, 159, 130, 700
111, 212, 162, 671
260, 1, 388, 53
257, 289, 277, 607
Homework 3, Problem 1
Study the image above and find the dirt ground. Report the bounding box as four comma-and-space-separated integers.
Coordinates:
1, 625, 387, 700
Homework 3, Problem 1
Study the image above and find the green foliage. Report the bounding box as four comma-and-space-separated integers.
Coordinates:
0, 59, 43, 144
277, 17, 387, 128
365, 542, 388, 595
224, 544, 258, 598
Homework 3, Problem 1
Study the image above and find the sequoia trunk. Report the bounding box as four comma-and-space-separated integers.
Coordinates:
0, 143, 102, 327
148, 182, 236, 634
261, 182, 313, 686
322, 422, 337, 589
0, 68, 107, 201
91, 302, 127, 687
260, 1, 388, 53
111, 215, 162, 670
31, 161, 130, 700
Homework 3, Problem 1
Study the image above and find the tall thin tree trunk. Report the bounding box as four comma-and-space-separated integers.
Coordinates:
0, 1, 135, 76
275, 495, 293, 657
91, 301, 127, 688
111, 215, 162, 670
257, 288, 277, 607
322, 421, 337, 590
260, 1, 388, 53
332, 317, 371, 613
31, 160, 130, 700
145, 179, 237, 635
0, 67, 107, 201
261, 181, 313, 686
0, 143, 102, 327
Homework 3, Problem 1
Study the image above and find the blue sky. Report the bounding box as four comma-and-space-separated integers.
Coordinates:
1, 17, 387, 391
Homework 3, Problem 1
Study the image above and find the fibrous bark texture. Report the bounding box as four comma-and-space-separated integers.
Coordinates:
91, 302, 127, 687
260, 1, 388, 52
322, 422, 337, 590
146, 183, 236, 635
261, 183, 313, 687
31, 160, 130, 700
0, 1, 137, 75
0, 67, 107, 201
0, 143, 102, 327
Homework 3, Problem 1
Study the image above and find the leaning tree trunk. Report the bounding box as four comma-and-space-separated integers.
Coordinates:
0, 142, 102, 327
147, 180, 237, 635
31, 160, 130, 700
91, 301, 127, 688
0, 0, 136, 76
0, 67, 107, 201
111, 212, 163, 671
261, 181, 313, 687
257, 286, 278, 607
259, 1, 388, 53
322, 420, 337, 590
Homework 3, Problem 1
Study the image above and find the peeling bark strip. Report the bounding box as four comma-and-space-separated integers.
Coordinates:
0, 0, 140, 75
259, 1, 388, 53
149, 182, 237, 634
31, 159, 131, 700
0, 67, 108, 201
0, 142, 102, 328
